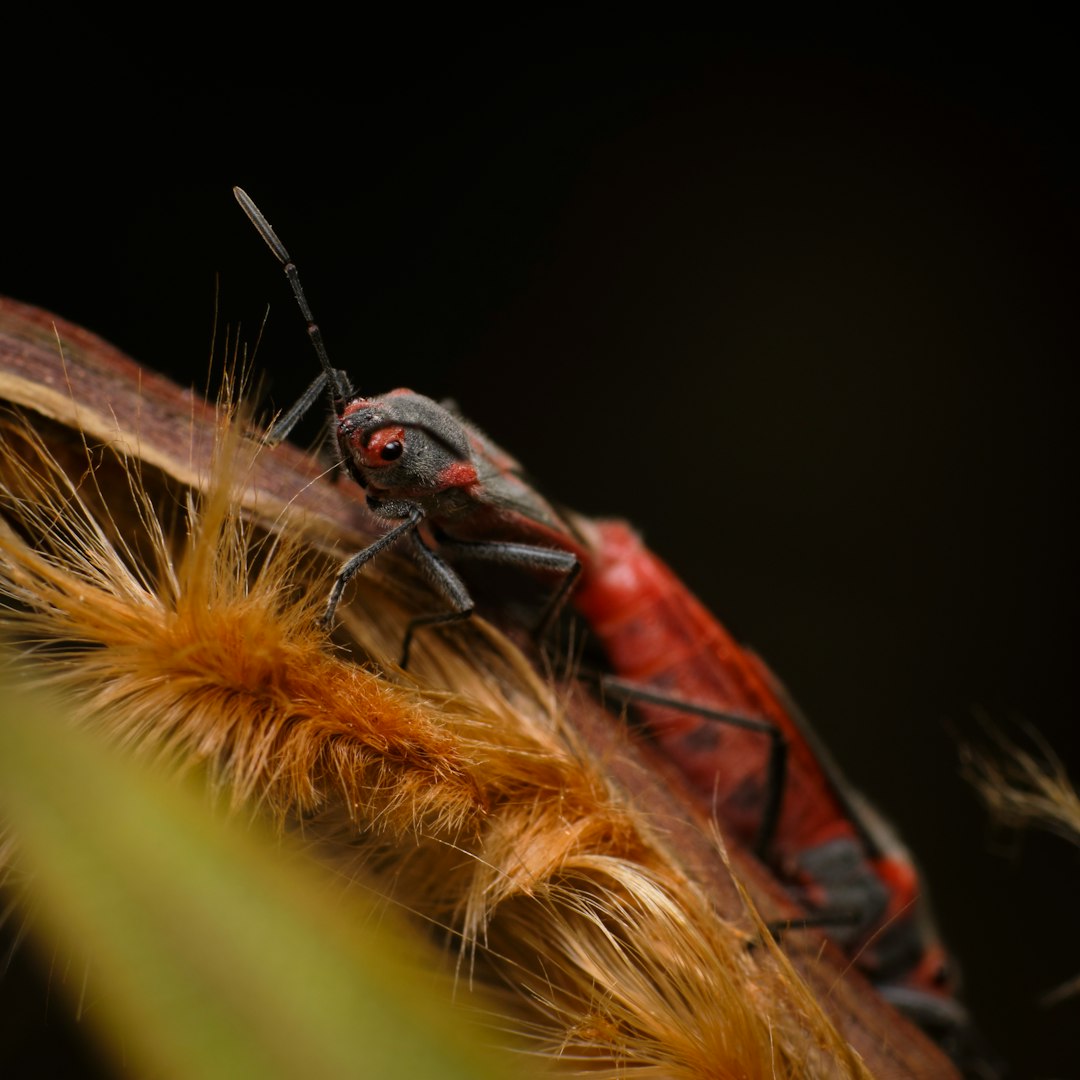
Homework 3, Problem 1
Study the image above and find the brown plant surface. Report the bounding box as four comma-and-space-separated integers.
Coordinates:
0, 296, 963, 1077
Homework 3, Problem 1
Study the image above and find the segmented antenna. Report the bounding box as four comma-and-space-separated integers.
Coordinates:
232, 187, 352, 405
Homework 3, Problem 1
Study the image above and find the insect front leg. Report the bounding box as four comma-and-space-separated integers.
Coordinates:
322, 507, 425, 627
262, 364, 357, 446
264, 371, 329, 445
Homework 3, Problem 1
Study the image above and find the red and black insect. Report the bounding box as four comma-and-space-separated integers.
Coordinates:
233, 187, 985, 1065
573, 521, 968, 1037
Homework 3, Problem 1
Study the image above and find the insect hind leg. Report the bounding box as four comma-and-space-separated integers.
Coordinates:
437, 538, 580, 640
395, 536, 580, 668
757, 910, 864, 944
583, 673, 789, 860
588, 678, 887, 951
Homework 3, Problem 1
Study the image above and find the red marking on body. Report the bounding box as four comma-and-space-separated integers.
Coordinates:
904, 942, 955, 996
436, 462, 479, 490
340, 398, 371, 418
875, 853, 920, 915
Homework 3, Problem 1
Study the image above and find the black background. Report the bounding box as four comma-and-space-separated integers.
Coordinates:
2, 13, 1078, 1078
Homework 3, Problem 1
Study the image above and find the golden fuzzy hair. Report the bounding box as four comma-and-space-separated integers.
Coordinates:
0, 299, 959, 1077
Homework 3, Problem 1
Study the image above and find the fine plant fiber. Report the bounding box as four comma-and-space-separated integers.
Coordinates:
960, 722, 1080, 1008
960, 722, 1080, 848
0, 391, 872, 1078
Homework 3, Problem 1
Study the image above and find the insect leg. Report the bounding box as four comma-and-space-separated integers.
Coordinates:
438, 539, 580, 638
536, 557, 582, 639
758, 910, 863, 942
264, 370, 330, 444
322, 508, 424, 627
399, 531, 476, 668
585, 674, 788, 860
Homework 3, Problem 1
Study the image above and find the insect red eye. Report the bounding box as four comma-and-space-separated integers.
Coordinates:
357, 425, 407, 468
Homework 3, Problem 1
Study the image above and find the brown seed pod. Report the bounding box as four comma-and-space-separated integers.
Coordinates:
0, 295, 959, 1077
